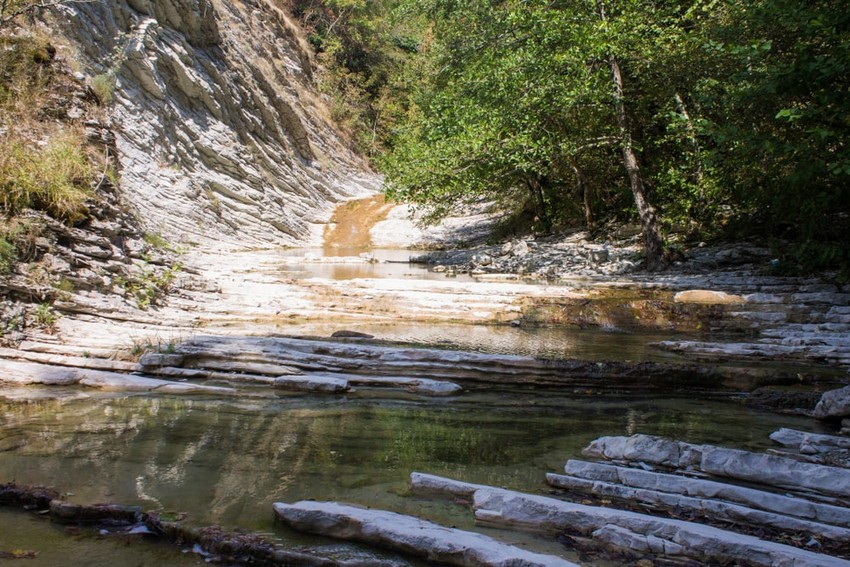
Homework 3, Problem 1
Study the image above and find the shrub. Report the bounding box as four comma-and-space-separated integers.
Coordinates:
0, 129, 95, 222
90, 73, 115, 104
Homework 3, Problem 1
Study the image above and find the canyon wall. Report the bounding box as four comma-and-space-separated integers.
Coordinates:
54, 0, 379, 249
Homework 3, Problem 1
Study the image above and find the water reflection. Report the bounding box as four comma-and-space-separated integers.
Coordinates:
0, 391, 809, 535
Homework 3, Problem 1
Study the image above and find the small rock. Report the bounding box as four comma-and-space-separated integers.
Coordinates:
473, 254, 492, 266
511, 240, 529, 257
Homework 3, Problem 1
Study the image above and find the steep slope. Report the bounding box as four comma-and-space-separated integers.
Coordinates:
52, 0, 379, 249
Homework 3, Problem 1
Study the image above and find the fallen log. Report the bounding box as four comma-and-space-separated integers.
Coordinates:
273, 501, 578, 567
0, 482, 59, 509
49, 501, 141, 524
1, 483, 394, 566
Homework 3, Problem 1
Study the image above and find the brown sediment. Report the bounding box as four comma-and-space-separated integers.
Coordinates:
322, 194, 394, 252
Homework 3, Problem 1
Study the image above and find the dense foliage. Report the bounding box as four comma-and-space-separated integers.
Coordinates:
297, 0, 850, 272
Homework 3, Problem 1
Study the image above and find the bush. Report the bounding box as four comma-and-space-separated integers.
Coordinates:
0, 236, 15, 275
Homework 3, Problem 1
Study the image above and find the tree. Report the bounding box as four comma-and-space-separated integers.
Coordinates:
383, 0, 680, 266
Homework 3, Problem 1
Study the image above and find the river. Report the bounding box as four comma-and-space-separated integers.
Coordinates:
0, 234, 836, 564
0, 380, 814, 564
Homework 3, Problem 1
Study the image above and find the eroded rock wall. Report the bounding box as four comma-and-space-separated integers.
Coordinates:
53, 0, 378, 249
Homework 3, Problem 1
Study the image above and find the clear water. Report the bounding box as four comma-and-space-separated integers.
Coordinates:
0, 247, 826, 563
0, 389, 813, 564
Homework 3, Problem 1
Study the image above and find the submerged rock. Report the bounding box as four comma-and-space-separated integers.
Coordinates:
673, 290, 746, 304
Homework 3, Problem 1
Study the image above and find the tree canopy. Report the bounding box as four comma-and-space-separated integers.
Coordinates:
295, 0, 850, 273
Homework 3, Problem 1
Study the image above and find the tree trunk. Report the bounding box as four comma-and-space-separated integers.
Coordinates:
571, 163, 595, 229
597, 0, 666, 270
525, 175, 551, 233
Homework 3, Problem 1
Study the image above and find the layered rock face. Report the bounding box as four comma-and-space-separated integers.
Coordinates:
54, 0, 379, 249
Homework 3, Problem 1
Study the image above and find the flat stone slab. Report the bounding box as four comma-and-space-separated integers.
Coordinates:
583, 434, 850, 499
273, 501, 577, 567
410, 472, 488, 498
771, 428, 850, 454
0, 360, 86, 385
560, 459, 850, 529
346, 375, 463, 396
546, 472, 850, 544
79, 373, 235, 394
410, 472, 848, 566
273, 375, 350, 393
472, 485, 849, 567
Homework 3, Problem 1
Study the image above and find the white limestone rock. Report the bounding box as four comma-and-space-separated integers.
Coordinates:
348, 375, 463, 396
815, 386, 850, 420
546, 472, 850, 543
273, 375, 349, 393
79, 372, 235, 394
472, 486, 849, 567
560, 459, 850, 528
583, 434, 850, 499
273, 501, 577, 567
56, 0, 379, 250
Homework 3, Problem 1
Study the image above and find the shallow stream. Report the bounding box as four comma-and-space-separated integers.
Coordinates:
0, 246, 831, 565
0, 388, 816, 565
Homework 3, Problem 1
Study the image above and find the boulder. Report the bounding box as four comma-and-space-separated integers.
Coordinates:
770, 428, 850, 454
815, 386, 850, 420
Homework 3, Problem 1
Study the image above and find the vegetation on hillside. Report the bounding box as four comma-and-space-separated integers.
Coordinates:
0, 25, 101, 274
294, 0, 850, 274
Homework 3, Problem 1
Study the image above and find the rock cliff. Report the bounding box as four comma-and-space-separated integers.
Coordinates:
52, 0, 379, 249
